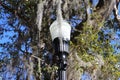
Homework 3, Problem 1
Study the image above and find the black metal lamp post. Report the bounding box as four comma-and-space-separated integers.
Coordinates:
49, 20, 71, 80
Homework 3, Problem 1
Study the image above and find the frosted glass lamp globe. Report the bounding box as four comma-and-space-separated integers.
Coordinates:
49, 20, 71, 41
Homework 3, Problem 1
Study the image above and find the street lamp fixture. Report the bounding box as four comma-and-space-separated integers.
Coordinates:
49, 20, 71, 80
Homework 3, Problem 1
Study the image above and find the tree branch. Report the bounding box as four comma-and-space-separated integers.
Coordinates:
0, 1, 32, 27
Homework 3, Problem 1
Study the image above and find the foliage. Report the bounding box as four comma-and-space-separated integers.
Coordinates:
70, 13, 120, 79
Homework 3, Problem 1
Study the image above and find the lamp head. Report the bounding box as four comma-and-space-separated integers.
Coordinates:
49, 20, 71, 41
49, 20, 71, 55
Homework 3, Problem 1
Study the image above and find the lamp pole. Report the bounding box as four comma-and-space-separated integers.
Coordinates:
49, 20, 71, 80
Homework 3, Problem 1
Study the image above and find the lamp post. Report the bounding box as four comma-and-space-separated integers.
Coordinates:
49, 20, 71, 80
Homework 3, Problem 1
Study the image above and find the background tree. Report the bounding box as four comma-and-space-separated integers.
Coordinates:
0, 0, 120, 80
